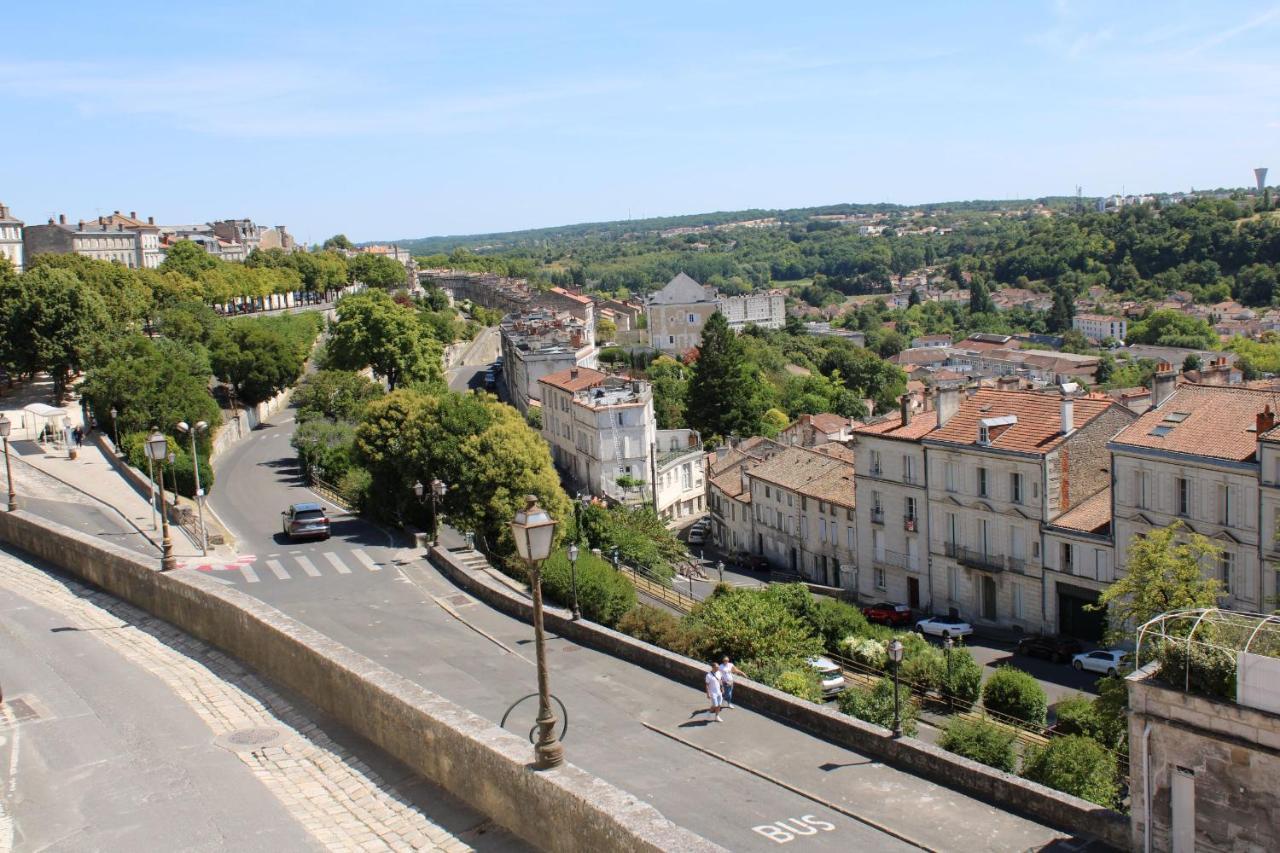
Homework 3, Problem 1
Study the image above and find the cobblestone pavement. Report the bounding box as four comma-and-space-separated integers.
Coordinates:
0, 549, 525, 853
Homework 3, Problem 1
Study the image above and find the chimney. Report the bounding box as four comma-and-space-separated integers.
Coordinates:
1060, 382, 1078, 436
900, 394, 911, 428
1258, 405, 1275, 434
1152, 361, 1177, 408
570, 367, 579, 379
936, 386, 961, 428
147, 216, 154, 225
130, 211, 136, 220
114, 210, 120, 215
58, 213, 66, 225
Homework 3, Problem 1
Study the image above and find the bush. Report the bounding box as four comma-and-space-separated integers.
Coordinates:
939, 718, 1017, 773
337, 466, 372, 511
294, 369, 384, 423
941, 646, 983, 709
683, 586, 823, 666
617, 605, 691, 654
982, 666, 1048, 726
898, 643, 946, 694
808, 597, 871, 652
121, 430, 212, 499
747, 658, 824, 703
1051, 696, 1102, 739
1021, 736, 1118, 807
838, 678, 918, 736
843, 636, 886, 669
1156, 639, 1237, 701
539, 547, 636, 628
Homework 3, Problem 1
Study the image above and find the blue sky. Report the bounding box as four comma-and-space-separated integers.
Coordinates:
2, 1, 1279, 242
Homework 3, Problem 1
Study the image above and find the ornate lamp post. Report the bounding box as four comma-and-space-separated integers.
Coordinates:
145, 429, 176, 572
887, 637, 904, 738
0, 414, 16, 511
510, 495, 564, 770
611, 547, 620, 571
109, 406, 120, 453
177, 420, 209, 556
431, 478, 447, 544
465, 530, 475, 550
567, 543, 581, 620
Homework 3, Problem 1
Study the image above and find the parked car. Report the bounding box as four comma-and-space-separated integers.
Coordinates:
1072, 649, 1130, 676
861, 602, 914, 627
1015, 635, 1084, 663
281, 502, 330, 541
914, 615, 974, 639
483, 371, 497, 390
686, 519, 708, 545
809, 656, 846, 697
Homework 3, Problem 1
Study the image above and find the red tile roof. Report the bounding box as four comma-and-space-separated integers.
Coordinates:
1112, 384, 1277, 463
854, 413, 937, 441
1050, 488, 1111, 535
926, 389, 1116, 455
548, 287, 593, 305
538, 366, 607, 393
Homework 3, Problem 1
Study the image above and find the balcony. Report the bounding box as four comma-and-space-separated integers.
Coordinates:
903, 516, 918, 532
871, 508, 885, 525
873, 549, 921, 573
944, 542, 1026, 574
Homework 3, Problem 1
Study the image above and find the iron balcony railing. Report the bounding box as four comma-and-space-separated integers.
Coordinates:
903, 516, 918, 532
870, 508, 885, 524
873, 549, 920, 573
944, 542, 1026, 574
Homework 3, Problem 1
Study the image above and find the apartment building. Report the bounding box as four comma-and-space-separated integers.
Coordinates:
707, 438, 785, 556
852, 400, 935, 611
97, 211, 163, 268
1041, 488, 1113, 641
745, 444, 857, 587
652, 429, 707, 524
778, 413, 862, 447
720, 290, 786, 332
499, 309, 597, 413
646, 273, 719, 354
923, 387, 1135, 632
24, 215, 143, 268
1072, 313, 1128, 343
1257, 419, 1280, 611
1110, 384, 1274, 615
0, 202, 22, 273
535, 287, 595, 342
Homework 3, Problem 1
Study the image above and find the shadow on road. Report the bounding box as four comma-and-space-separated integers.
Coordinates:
987, 652, 1100, 695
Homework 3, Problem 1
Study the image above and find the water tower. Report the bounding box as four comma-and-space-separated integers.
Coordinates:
1255, 167, 1268, 193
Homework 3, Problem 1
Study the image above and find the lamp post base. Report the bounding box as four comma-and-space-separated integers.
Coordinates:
534, 739, 564, 770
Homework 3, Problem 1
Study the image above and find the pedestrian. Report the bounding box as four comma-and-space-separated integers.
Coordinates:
73, 426, 83, 447
704, 660, 724, 722
719, 656, 744, 709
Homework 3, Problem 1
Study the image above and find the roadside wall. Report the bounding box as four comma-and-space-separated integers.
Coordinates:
429, 546, 1131, 850
210, 384, 295, 461
0, 509, 721, 853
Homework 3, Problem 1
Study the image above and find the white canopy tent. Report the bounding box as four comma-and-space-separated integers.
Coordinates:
22, 403, 69, 445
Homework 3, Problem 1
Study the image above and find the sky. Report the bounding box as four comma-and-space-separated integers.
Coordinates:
2, 1, 1279, 242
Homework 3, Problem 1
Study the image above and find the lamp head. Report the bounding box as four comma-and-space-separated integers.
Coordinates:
177, 421, 190, 434
110, 406, 118, 418
887, 637, 904, 663
195, 420, 208, 431
413, 480, 424, 498
145, 429, 167, 461
510, 494, 557, 563
0, 414, 9, 439
567, 543, 579, 563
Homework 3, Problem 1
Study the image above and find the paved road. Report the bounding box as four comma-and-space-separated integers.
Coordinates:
205, 408, 1098, 851
448, 326, 500, 393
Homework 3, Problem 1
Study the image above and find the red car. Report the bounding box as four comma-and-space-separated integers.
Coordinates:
862, 602, 913, 626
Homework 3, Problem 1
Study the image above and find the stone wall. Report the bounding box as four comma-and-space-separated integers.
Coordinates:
0, 509, 720, 853
429, 545, 1130, 849
1128, 668, 1280, 852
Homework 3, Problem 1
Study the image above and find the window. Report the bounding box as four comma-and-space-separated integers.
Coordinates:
787, 493, 793, 507
1218, 483, 1231, 525
947, 565, 959, 600
1095, 548, 1109, 581
905, 496, 917, 522
765, 486, 771, 499
903, 454, 915, 483
977, 467, 989, 498
1062, 542, 1074, 573
1012, 583, 1024, 620
819, 518, 827, 543
667, 335, 674, 345
874, 567, 886, 589
945, 462, 956, 492
872, 491, 883, 513
846, 526, 854, 549
1220, 551, 1235, 595
1135, 470, 1148, 509
1177, 477, 1190, 517
978, 424, 990, 444
1010, 472, 1023, 505
870, 450, 882, 475
687, 313, 696, 323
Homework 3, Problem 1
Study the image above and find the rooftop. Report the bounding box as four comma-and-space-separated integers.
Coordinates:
1113, 384, 1277, 463
854, 412, 938, 442
538, 366, 607, 393
926, 389, 1117, 455
1049, 488, 1111, 535
748, 445, 856, 507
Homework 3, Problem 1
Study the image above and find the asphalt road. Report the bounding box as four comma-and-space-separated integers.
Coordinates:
447, 326, 500, 393
203, 404, 1094, 851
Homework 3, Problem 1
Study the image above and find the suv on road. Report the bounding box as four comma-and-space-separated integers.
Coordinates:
861, 602, 913, 627
281, 503, 330, 541
1015, 634, 1083, 664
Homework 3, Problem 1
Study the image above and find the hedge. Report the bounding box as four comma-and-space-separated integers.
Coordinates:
982, 666, 1048, 726
539, 547, 636, 628
939, 717, 1017, 773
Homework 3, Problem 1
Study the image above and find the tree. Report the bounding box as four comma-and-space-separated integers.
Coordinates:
1126, 310, 1216, 349
683, 586, 823, 665
322, 234, 354, 251
597, 317, 617, 341
327, 290, 442, 390
159, 240, 217, 280
908, 288, 922, 307
942, 645, 983, 709
293, 369, 384, 423
1021, 736, 1118, 807
539, 547, 635, 627
209, 321, 306, 406
820, 343, 907, 414
646, 355, 689, 429
81, 335, 222, 438
838, 678, 919, 736
1094, 521, 1221, 642
348, 253, 408, 289
577, 502, 686, 576
981, 666, 1048, 725
1182, 353, 1202, 373
939, 718, 1016, 772
1047, 287, 1074, 332
969, 274, 995, 314
1235, 263, 1277, 307
685, 312, 766, 440
3, 266, 111, 399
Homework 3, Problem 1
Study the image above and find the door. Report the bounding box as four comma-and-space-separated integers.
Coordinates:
1057, 583, 1106, 641
907, 577, 920, 610
981, 576, 997, 621
789, 547, 797, 572
1171, 767, 1196, 853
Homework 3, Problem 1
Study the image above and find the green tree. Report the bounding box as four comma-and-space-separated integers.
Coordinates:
577, 503, 685, 576
322, 234, 354, 251
293, 369, 385, 422
969, 274, 995, 314
820, 343, 906, 414
683, 586, 823, 665
1126, 310, 1216, 349
3, 266, 111, 399
209, 321, 306, 406
939, 718, 1017, 772
685, 312, 766, 440
982, 666, 1048, 726
1235, 263, 1277, 307
1182, 353, 1202, 373
646, 355, 689, 428
1093, 521, 1221, 643
349, 253, 408, 289
159, 239, 217, 280
81, 335, 222, 439
1021, 736, 1118, 807
327, 290, 442, 390
291, 418, 358, 481
1047, 287, 1074, 333
942, 645, 983, 709
838, 678, 919, 736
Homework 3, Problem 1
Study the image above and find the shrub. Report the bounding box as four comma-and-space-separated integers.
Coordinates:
1051, 696, 1101, 739
617, 605, 691, 655
539, 547, 636, 628
683, 586, 822, 666
121, 430, 212, 499
747, 658, 824, 703
982, 666, 1048, 726
898, 643, 946, 694
1021, 736, 1118, 807
838, 678, 918, 736
844, 636, 886, 669
337, 466, 372, 511
941, 646, 983, 709
808, 597, 871, 652
939, 718, 1017, 773
1156, 639, 1237, 701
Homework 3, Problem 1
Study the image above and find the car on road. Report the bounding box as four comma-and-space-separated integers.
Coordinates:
914, 615, 974, 639
281, 502, 330, 541
483, 371, 497, 390
861, 602, 914, 627
809, 656, 846, 697
1072, 649, 1130, 676
1015, 634, 1084, 664
686, 518, 708, 545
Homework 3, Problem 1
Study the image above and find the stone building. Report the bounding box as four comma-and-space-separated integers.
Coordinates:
646, 272, 719, 354
24, 214, 144, 268
534, 287, 595, 342
778, 413, 862, 447
96, 211, 163, 268
1040, 488, 1114, 641
499, 309, 597, 414
707, 438, 785, 557
0, 201, 22, 273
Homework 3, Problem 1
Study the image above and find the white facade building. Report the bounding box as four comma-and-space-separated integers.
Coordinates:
0, 202, 22, 273
646, 273, 786, 354
1073, 313, 1128, 343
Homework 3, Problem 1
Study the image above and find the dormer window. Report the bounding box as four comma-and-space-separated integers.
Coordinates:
979, 425, 990, 445
978, 415, 1017, 445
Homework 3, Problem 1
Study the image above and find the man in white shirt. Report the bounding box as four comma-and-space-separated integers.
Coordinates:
704, 661, 724, 722
718, 656, 744, 709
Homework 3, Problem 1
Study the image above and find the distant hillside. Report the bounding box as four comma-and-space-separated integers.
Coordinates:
390, 196, 1085, 255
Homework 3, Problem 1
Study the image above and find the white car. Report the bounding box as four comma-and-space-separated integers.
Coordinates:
914, 615, 974, 639
687, 519, 708, 545
809, 656, 846, 697
1072, 649, 1130, 676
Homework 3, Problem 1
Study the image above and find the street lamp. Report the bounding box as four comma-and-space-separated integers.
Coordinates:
465, 530, 475, 551
510, 495, 564, 770
431, 478, 447, 544
943, 637, 955, 712
177, 420, 209, 556
145, 429, 176, 572
0, 414, 16, 511
109, 406, 120, 452
567, 543, 581, 620
611, 547, 620, 571
887, 637, 904, 738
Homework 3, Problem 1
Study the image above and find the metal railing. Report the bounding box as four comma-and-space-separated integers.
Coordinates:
943, 542, 1023, 574
616, 563, 698, 613
308, 472, 355, 513
870, 508, 884, 524
903, 516, 918, 532
872, 549, 919, 572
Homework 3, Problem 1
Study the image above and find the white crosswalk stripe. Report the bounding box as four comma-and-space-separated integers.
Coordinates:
350, 549, 380, 571
265, 559, 290, 580
323, 552, 352, 574
240, 564, 260, 583
295, 556, 322, 577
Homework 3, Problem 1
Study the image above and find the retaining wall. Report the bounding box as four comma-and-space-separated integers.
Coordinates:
429, 546, 1131, 850
0, 509, 720, 853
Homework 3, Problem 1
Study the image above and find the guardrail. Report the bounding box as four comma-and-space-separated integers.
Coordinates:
617, 563, 698, 613
308, 472, 355, 513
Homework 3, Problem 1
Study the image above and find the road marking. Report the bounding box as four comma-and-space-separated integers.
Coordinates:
265, 559, 290, 580
295, 556, 321, 577
323, 552, 351, 574
240, 564, 260, 583
351, 549, 379, 571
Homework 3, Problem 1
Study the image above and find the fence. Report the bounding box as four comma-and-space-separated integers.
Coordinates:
308, 472, 355, 513
617, 563, 699, 613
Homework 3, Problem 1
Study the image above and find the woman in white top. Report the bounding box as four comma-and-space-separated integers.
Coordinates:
704, 661, 724, 722
719, 656, 744, 709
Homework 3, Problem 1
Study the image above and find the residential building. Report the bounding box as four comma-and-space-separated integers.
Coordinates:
652, 429, 707, 524
1258, 417, 1280, 609
1041, 488, 1113, 641
852, 400, 936, 611
24, 215, 143, 268
1110, 384, 1273, 614
924, 386, 1136, 632
707, 438, 785, 556
421, 269, 533, 314
258, 225, 297, 252
0, 202, 22, 273
1072, 313, 1127, 343
778, 413, 862, 447
646, 273, 719, 354
535, 287, 595, 342
499, 309, 597, 414
212, 219, 264, 256
97, 211, 163, 268
719, 290, 786, 332
911, 333, 952, 348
